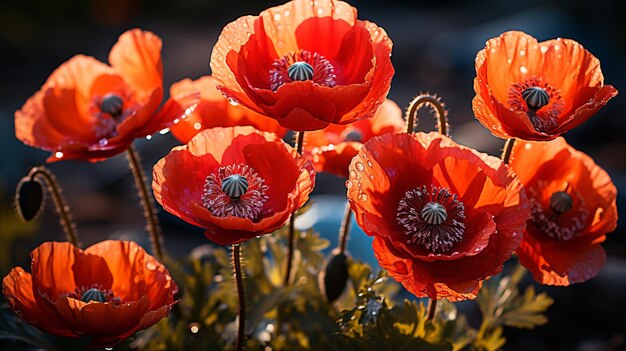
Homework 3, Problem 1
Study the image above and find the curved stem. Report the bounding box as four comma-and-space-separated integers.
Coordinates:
283, 131, 305, 286
29, 167, 79, 246
338, 201, 352, 254
232, 244, 246, 351
426, 298, 438, 321
126, 145, 164, 260
501, 138, 516, 165
405, 94, 449, 136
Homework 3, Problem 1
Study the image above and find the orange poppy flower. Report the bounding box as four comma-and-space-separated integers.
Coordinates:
152, 126, 315, 245
15, 29, 198, 162
472, 31, 617, 141
304, 98, 405, 178
169, 75, 287, 143
209, 0, 394, 131
2, 240, 178, 348
347, 132, 530, 301
510, 138, 617, 285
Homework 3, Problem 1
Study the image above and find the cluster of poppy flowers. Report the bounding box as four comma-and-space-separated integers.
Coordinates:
4, 0, 618, 347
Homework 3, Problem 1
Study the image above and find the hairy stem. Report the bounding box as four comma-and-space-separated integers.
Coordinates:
126, 145, 164, 260
501, 138, 516, 165
29, 167, 79, 246
284, 131, 305, 286
427, 298, 438, 321
232, 244, 246, 351
338, 201, 352, 254
405, 94, 449, 136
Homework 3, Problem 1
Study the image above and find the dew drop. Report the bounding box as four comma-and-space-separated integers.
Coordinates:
189, 323, 200, 334
349, 170, 357, 179
194, 122, 202, 130
284, 9, 291, 16
146, 135, 152, 140
173, 118, 180, 124
520, 66, 528, 74
524, 143, 532, 150
345, 180, 353, 189
366, 160, 373, 167
159, 128, 170, 135
355, 162, 365, 172
55, 151, 64, 159
519, 49, 526, 56
540, 46, 548, 54
507, 58, 512, 64
146, 262, 157, 271
98, 138, 108, 147
227, 98, 239, 106
273, 13, 281, 21
359, 193, 368, 201
554, 44, 561, 51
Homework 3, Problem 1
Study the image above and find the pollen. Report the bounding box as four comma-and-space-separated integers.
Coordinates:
397, 185, 465, 253
202, 164, 269, 219
269, 50, 337, 91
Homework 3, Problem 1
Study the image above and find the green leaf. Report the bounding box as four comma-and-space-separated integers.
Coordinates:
501, 285, 553, 329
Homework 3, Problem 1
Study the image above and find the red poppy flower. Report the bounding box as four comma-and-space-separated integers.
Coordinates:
347, 132, 530, 301
169, 75, 287, 143
304, 98, 405, 178
2, 240, 178, 348
152, 126, 315, 245
510, 138, 617, 285
209, 0, 394, 131
15, 29, 198, 162
472, 31, 617, 141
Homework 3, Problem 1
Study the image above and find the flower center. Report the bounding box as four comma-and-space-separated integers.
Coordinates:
549, 191, 573, 214
92, 93, 130, 140
508, 77, 564, 133
202, 164, 269, 219
100, 93, 124, 117
343, 129, 363, 142
397, 185, 466, 253
63, 285, 121, 304
81, 288, 107, 303
269, 50, 337, 91
528, 182, 588, 241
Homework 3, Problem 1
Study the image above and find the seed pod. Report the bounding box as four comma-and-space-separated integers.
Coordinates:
15, 177, 44, 221
319, 249, 349, 302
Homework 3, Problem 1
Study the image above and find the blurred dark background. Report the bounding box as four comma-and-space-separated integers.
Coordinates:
0, 0, 624, 350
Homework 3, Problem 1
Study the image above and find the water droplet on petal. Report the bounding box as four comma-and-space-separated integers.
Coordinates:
355, 162, 365, 172
55, 151, 64, 159
345, 180, 353, 189
146, 135, 152, 140
520, 66, 528, 74
159, 128, 170, 135
146, 262, 157, 271
194, 122, 202, 130
98, 138, 108, 147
